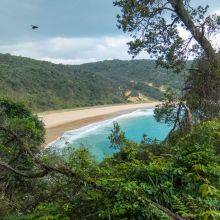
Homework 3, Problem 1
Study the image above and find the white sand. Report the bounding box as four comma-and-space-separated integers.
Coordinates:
38, 102, 160, 145
39, 102, 160, 129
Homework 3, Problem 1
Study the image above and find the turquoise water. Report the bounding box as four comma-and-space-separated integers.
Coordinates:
49, 109, 171, 160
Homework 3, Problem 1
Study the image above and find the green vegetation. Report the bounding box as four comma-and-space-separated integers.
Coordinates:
0, 0, 219, 219
114, 0, 220, 135
0, 98, 219, 220
0, 53, 185, 111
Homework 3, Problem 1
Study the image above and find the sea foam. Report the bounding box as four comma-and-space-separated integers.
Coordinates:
47, 108, 154, 150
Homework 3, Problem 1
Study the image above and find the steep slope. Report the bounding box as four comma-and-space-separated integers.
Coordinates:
79, 59, 184, 90
76, 59, 186, 101
0, 54, 186, 111
0, 54, 125, 111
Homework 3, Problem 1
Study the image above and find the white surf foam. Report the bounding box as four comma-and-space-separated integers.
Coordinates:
46, 108, 154, 150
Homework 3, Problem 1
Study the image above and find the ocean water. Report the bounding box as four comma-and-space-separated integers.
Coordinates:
48, 108, 171, 160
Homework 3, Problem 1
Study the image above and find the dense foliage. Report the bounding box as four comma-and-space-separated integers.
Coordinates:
114, 0, 219, 136
0, 53, 186, 111
0, 99, 219, 220
0, 98, 45, 216
114, 0, 219, 70
0, 1, 219, 219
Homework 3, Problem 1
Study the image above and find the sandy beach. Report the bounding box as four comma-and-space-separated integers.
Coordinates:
38, 102, 160, 145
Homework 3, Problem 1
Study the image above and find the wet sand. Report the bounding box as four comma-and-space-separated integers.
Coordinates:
38, 102, 160, 146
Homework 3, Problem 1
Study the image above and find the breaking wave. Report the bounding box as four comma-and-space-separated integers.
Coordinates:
47, 108, 154, 150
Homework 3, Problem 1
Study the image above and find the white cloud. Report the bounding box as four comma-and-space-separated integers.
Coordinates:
177, 9, 220, 51
0, 35, 148, 64
213, 8, 220, 15
42, 57, 99, 65
1, 7, 219, 65
178, 26, 191, 40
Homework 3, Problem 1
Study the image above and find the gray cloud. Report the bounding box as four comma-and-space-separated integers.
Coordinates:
0, 36, 149, 64
0, 0, 219, 64
0, 0, 119, 44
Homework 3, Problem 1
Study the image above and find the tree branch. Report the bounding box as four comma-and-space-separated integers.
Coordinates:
169, 0, 218, 66
0, 160, 48, 178
150, 200, 186, 220
166, 102, 183, 140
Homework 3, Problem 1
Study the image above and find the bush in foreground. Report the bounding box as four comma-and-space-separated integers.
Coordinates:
0, 99, 219, 220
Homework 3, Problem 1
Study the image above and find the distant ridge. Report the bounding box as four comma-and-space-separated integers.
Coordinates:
0, 53, 186, 111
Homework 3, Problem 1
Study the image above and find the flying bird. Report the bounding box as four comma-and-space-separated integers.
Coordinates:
31, 25, 39, 30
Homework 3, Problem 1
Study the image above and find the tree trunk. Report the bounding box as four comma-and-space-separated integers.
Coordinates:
169, 0, 218, 66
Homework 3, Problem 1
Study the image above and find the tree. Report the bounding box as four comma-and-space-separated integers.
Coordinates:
0, 98, 45, 173
108, 122, 126, 149
184, 57, 220, 120
0, 98, 109, 217
114, 0, 219, 70
0, 98, 86, 206
114, 0, 220, 134
1, 99, 219, 220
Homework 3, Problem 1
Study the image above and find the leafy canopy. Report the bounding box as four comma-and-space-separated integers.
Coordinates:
0, 100, 219, 219
114, 0, 219, 70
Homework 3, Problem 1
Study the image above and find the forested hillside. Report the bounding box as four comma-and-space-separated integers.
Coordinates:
0, 53, 186, 111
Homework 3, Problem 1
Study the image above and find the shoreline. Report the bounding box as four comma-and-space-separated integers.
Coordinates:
38, 102, 160, 146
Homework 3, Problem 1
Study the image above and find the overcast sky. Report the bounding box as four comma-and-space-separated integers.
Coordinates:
0, 0, 219, 64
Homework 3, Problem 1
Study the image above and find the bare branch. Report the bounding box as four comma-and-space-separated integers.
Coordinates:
165, 102, 183, 140
0, 160, 48, 178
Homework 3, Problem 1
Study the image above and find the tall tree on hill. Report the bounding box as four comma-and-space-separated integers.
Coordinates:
114, 0, 220, 133
114, 0, 219, 69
